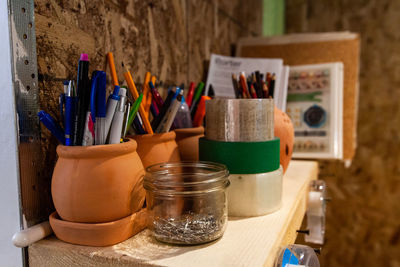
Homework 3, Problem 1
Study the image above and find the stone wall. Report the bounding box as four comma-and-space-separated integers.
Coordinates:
287, 1, 400, 266
29, 0, 261, 225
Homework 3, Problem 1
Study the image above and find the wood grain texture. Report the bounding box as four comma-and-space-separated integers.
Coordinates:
29, 160, 318, 267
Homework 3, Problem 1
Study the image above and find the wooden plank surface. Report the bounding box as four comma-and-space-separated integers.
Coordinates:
29, 160, 318, 267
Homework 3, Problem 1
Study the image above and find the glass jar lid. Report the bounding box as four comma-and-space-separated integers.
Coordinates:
144, 161, 230, 196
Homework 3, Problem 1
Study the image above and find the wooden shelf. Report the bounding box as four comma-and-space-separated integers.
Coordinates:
29, 160, 318, 267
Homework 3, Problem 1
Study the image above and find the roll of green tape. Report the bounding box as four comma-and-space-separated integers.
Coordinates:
199, 137, 280, 174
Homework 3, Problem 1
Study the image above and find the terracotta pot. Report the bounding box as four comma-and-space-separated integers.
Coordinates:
274, 106, 294, 173
131, 131, 181, 168
49, 209, 147, 246
52, 139, 146, 223
174, 127, 205, 161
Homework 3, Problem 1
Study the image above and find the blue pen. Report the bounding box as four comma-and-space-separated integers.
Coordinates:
64, 80, 76, 146
38, 111, 65, 144
105, 85, 120, 138
133, 115, 146, 134
93, 71, 107, 145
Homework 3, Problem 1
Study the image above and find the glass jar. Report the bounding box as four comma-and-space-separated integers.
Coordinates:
144, 161, 230, 245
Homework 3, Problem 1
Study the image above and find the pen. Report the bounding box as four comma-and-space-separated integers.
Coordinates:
124, 93, 143, 136
74, 53, 90, 145
149, 81, 163, 109
38, 111, 65, 144
59, 92, 65, 128
193, 96, 211, 127
186, 82, 195, 108
94, 71, 107, 145
109, 88, 127, 144
190, 82, 205, 113
104, 85, 120, 138
83, 71, 102, 146
151, 87, 176, 131
156, 90, 183, 133
174, 96, 192, 129
122, 102, 131, 139
64, 80, 75, 146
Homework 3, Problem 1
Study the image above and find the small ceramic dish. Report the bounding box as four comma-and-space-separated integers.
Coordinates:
49, 208, 147, 246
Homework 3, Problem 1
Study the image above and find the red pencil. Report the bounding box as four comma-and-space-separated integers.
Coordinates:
250, 84, 257, 98
239, 72, 250, 98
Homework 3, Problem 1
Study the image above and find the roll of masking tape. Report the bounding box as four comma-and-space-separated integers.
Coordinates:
205, 98, 274, 142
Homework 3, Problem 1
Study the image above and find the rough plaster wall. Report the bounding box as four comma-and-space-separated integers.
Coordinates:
286, 1, 400, 266
31, 0, 261, 224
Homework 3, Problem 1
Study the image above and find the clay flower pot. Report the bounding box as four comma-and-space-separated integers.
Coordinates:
132, 131, 181, 168
274, 106, 294, 173
52, 139, 146, 223
174, 127, 205, 161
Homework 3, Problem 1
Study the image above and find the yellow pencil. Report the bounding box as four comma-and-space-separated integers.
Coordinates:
106, 52, 119, 87
142, 72, 152, 116
124, 70, 154, 134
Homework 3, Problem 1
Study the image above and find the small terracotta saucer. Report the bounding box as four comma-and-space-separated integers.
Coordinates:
49, 208, 147, 246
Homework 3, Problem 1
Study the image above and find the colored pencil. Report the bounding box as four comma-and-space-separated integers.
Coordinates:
107, 52, 119, 87
123, 70, 153, 134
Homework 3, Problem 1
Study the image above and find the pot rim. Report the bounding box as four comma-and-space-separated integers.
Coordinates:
174, 126, 204, 135
56, 138, 137, 159
129, 131, 176, 143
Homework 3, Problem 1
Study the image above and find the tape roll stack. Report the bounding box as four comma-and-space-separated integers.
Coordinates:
199, 98, 282, 217
305, 180, 327, 245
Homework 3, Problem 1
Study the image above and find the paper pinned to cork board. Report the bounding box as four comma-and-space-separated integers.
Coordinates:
205, 54, 289, 111
236, 32, 360, 162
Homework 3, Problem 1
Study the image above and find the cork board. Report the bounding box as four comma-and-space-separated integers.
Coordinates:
237, 36, 360, 161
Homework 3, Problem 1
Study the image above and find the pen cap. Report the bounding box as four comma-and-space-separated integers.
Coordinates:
117, 88, 127, 112
110, 85, 120, 100
118, 87, 127, 97
96, 71, 107, 117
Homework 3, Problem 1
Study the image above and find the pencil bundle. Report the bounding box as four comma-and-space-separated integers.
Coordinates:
231, 71, 276, 99
38, 53, 136, 146
38, 52, 212, 145
124, 73, 210, 134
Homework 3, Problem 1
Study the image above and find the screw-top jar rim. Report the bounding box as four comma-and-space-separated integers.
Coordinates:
144, 161, 230, 195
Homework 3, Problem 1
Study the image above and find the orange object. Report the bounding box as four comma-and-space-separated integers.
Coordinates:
49, 208, 147, 246
174, 127, 204, 161
143, 72, 152, 116
250, 84, 257, 98
124, 70, 154, 134
51, 139, 146, 223
131, 131, 181, 168
193, 96, 211, 127
106, 52, 119, 87
274, 106, 294, 173
239, 74, 250, 98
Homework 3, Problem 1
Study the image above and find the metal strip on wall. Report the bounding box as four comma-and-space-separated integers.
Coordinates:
9, 0, 44, 230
